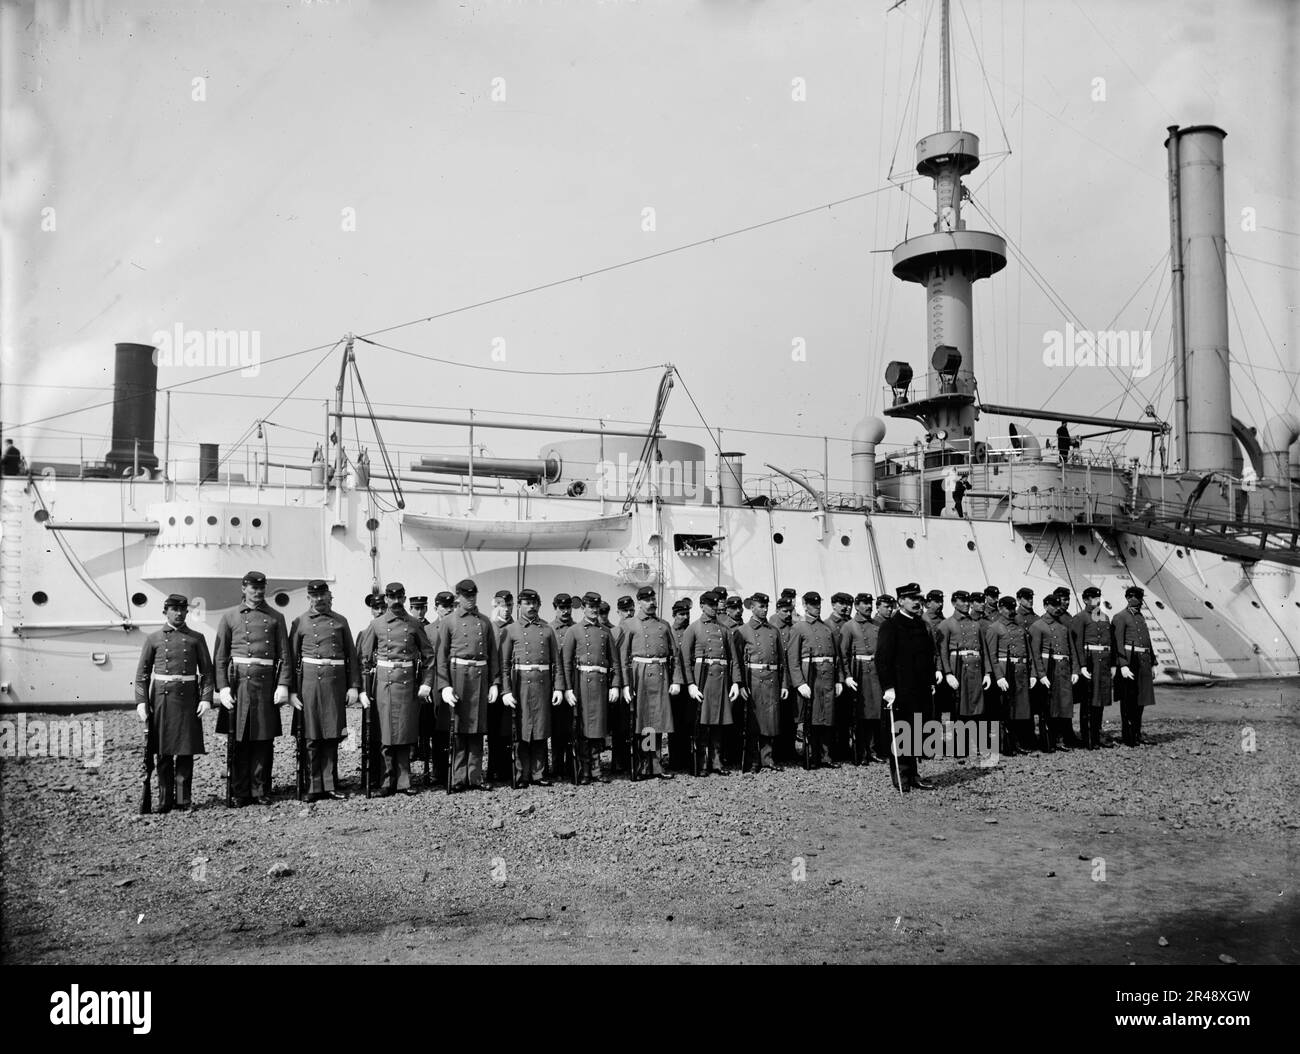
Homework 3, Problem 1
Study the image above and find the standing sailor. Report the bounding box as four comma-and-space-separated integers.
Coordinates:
134, 594, 213, 813
435, 579, 502, 790
408, 595, 435, 783
289, 581, 361, 801
618, 586, 683, 780
681, 590, 742, 777
355, 591, 387, 793
488, 590, 516, 784
840, 592, 883, 765
875, 582, 936, 792
735, 592, 787, 772
562, 591, 622, 784
984, 596, 1035, 755
359, 582, 435, 795
936, 590, 992, 754
668, 598, 694, 772
923, 590, 950, 720
1070, 586, 1115, 749
1029, 591, 1076, 752
609, 595, 636, 774
1112, 586, 1155, 746
428, 590, 456, 783
548, 593, 577, 782
786, 591, 843, 769
772, 591, 799, 762
214, 571, 291, 807
500, 588, 563, 787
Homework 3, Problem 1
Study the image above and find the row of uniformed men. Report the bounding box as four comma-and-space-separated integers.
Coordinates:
132, 570, 1156, 810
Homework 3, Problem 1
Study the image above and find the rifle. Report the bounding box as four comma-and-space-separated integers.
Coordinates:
139, 700, 156, 815
509, 693, 521, 790
738, 689, 748, 774
360, 660, 374, 798
627, 681, 639, 783
217, 660, 235, 807
571, 685, 582, 785
446, 707, 457, 795
293, 706, 307, 801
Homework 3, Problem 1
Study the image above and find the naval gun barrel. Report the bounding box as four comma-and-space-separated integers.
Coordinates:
411, 454, 562, 484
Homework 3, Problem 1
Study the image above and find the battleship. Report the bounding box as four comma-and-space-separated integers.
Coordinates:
2, 0, 1297, 713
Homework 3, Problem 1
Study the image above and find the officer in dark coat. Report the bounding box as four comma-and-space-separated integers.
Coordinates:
787, 591, 843, 769
435, 578, 502, 790
562, 591, 623, 784
618, 586, 683, 779
359, 582, 435, 795
1113, 585, 1156, 746
875, 582, 937, 792
735, 592, 787, 772
135, 594, 213, 812
501, 588, 563, 786
214, 571, 292, 806
488, 590, 516, 783
289, 581, 361, 800
1070, 585, 1115, 748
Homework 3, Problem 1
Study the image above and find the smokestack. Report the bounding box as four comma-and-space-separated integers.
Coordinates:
717, 452, 745, 505
1167, 126, 1233, 473
1263, 413, 1300, 481
851, 417, 886, 497
105, 342, 159, 475
199, 443, 219, 483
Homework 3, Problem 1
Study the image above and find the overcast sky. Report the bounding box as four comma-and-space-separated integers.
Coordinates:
3, 0, 1296, 488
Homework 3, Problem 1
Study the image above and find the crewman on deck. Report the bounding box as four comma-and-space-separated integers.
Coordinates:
562, 591, 622, 784
618, 586, 683, 780
937, 591, 993, 754
840, 592, 884, 765
1029, 592, 1075, 752
214, 571, 292, 807
787, 591, 843, 769
1070, 586, 1115, 749
289, 581, 361, 801
1113, 586, 1156, 746
435, 579, 502, 790
984, 596, 1034, 755
359, 582, 435, 795
488, 590, 516, 784
734, 592, 787, 772
500, 588, 563, 787
875, 582, 937, 792
135, 594, 213, 813
549, 594, 577, 782
682, 590, 742, 776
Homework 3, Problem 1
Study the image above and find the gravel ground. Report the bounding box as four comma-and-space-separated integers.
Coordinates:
3, 682, 1297, 964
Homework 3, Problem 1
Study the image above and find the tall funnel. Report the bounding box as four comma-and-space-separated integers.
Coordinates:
105, 342, 159, 474
1167, 126, 1233, 473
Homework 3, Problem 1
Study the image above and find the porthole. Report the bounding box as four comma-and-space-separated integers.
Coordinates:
33, 509, 48, 523
184, 515, 194, 526
1024, 543, 1033, 553
1155, 600, 1165, 610
31, 591, 48, 606
251, 517, 262, 528
1128, 547, 1137, 557
840, 535, 851, 547
131, 592, 147, 607
168, 516, 176, 526
366, 518, 380, 532
1250, 600, 1260, 609
966, 541, 976, 551
1078, 545, 1087, 555
1204, 601, 1214, 610
1176, 549, 1184, 558
906, 538, 916, 549
231, 516, 241, 527
274, 592, 290, 607
206, 515, 217, 526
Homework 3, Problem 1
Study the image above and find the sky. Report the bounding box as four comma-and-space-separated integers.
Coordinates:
2, 0, 1296, 490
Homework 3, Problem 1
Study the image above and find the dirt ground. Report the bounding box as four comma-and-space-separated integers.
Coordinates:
3, 682, 1297, 964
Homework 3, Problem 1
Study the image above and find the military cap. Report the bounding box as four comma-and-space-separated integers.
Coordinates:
984, 585, 1001, 598
751, 591, 770, 605
803, 590, 821, 604
1051, 586, 1071, 598
636, 586, 656, 600
368, 592, 386, 607
925, 589, 944, 602
1015, 587, 1035, 600
581, 590, 602, 606
775, 596, 794, 610
163, 593, 189, 609
726, 595, 742, 609
494, 589, 513, 603
671, 599, 691, 614
854, 592, 874, 605
998, 596, 1016, 611
876, 594, 895, 606
1082, 586, 1102, 599
780, 588, 797, 600
242, 570, 267, 586
384, 582, 406, 598
968, 589, 984, 602
617, 595, 635, 611
1043, 592, 1064, 607
454, 578, 478, 596
700, 590, 719, 605
518, 588, 540, 603
683, 596, 694, 606
951, 589, 970, 602
598, 601, 610, 615
1124, 585, 1145, 599
831, 591, 853, 605
896, 583, 922, 599
307, 580, 330, 596
552, 592, 572, 608
409, 596, 427, 606
435, 591, 455, 606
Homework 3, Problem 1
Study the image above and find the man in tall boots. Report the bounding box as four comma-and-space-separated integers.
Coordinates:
435, 579, 502, 790
500, 588, 563, 787
875, 582, 937, 791
786, 591, 843, 769
562, 591, 623, 784
1113, 586, 1156, 746
214, 571, 291, 806
135, 594, 213, 812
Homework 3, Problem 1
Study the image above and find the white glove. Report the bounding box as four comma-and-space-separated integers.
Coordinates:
1120, 666, 1135, 680
982, 675, 990, 690
740, 687, 750, 700
834, 683, 843, 697
1109, 667, 1116, 679
668, 683, 680, 696
274, 685, 289, 705
487, 685, 498, 704
844, 676, 858, 691
945, 674, 959, 690
197, 699, 211, 717
565, 690, 577, 706
934, 670, 943, 684
622, 686, 632, 703
1070, 673, 1079, 685
555, 691, 568, 707
359, 692, 370, 709
1082, 668, 1092, 680
798, 684, 812, 700
607, 688, 619, 703
688, 685, 703, 702
780, 688, 788, 700
1039, 677, 1051, 689
883, 687, 896, 706
997, 677, 1008, 691
219, 687, 234, 710
418, 684, 432, 701
346, 688, 358, 705
502, 692, 516, 708
135, 702, 147, 723
290, 693, 303, 711
728, 684, 739, 702
442, 686, 457, 705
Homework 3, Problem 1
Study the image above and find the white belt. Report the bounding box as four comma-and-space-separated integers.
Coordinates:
233, 656, 274, 666
1127, 645, 1149, 652
515, 663, 549, 671
153, 673, 196, 683
1085, 644, 1109, 652
700, 658, 727, 665
807, 656, 834, 663
853, 653, 874, 661
302, 657, 345, 666
748, 663, 779, 670
452, 658, 487, 666
378, 659, 413, 669
633, 656, 666, 664
1042, 653, 1069, 660
1005, 657, 1027, 663
955, 649, 980, 657
577, 664, 609, 673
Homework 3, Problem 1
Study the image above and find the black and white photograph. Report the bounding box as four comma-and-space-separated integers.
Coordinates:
0, 0, 1296, 1002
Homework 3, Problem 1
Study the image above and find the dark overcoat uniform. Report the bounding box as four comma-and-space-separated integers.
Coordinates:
736, 615, 786, 735
214, 601, 292, 741
290, 609, 361, 740
680, 614, 742, 726
501, 616, 564, 741
840, 614, 883, 720
619, 613, 683, 734
135, 623, 213, 756
562, 618, 622, 739
937, 612, 989, 717
875, 611, 937, 778
1111, 608, 1155, 707
360, 608, 435, 746
786, 618, 841, 726
1070, 609, 1115, 707
434, 607, 501, 733
984, 614, 1032, 720
1030, 613, 1074, 719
